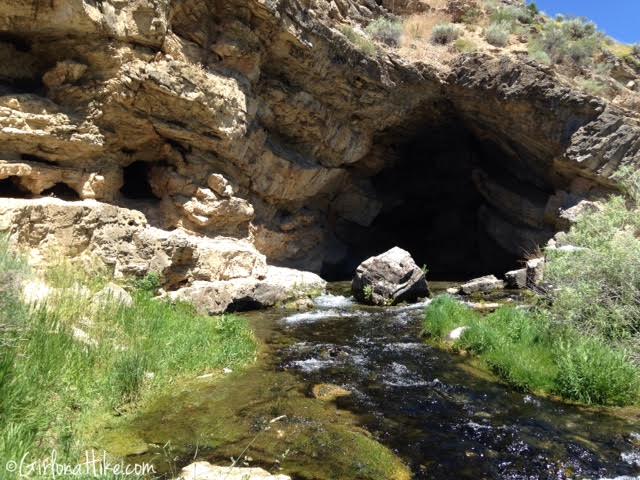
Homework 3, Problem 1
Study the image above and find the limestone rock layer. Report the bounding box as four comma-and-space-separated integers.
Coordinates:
0, 0, 638, 287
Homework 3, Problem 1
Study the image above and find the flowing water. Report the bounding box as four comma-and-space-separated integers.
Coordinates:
115, 284, 640, 479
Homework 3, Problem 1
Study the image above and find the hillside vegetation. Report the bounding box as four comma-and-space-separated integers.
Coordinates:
339, 0, 640, 107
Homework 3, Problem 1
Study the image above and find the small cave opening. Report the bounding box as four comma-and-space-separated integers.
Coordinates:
0, 176, 32, 198
120, 161, 160, 201
41, 182, 80, 201
327, 119, 555, 281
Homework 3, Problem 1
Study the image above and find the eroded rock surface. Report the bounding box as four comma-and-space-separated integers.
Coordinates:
0, 0, 637, 302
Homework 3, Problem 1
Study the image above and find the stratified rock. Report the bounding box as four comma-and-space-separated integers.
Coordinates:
460, 275, 505, 295
167, 266, 326, 315
0, 0, 638, 309
504, 268, 527, 289
352, 247, 430, 306
176, 462, 291, 480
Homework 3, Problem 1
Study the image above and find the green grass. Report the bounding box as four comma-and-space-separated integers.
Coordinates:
0, 239, 257, 475
423, 296, 639, 406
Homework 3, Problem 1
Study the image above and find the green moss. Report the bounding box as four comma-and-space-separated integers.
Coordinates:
104, 368, 411, 480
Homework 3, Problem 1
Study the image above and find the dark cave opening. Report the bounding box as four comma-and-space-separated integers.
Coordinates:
325, 121, 554, 281
120, 161, 160, 201
41, 182, 80, 201
0, 177, 32, 198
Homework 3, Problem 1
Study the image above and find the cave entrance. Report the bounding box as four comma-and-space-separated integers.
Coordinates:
328, 120, 554, 281
0, 176, 31, 198
120, 161, 159, 201
42, 182, 80, 201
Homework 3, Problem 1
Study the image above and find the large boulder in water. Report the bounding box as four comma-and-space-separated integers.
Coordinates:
351, 247, 430, 305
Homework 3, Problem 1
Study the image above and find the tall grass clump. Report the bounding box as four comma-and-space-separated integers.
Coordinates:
423, 296, 640, 405
431, 23, 461, 45
0, 240, 257, 472
365, 17, 403, 47
546, 197, 640, 347
485, 21, 510, 47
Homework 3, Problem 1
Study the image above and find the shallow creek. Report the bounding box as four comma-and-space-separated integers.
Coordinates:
112, 283, 640, 479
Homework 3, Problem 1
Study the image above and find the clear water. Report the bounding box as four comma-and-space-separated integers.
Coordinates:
269, 288, 640, 479
119, 285, 640, 479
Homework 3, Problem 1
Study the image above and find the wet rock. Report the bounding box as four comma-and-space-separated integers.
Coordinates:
352, 247, 430, 306
176, 461, 291, 480
311, 384, 352, 402
504, 268, 527, 289
460, 275, 504, 295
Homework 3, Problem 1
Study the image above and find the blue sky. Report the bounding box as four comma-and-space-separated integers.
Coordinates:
528, 0, 640, 44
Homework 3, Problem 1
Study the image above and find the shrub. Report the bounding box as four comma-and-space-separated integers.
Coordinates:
485, 21, 510, 47
574, 76, 606, 96
338, 25, 377, 56
561, 17, 597, 40
533, 19, 603, 67
431, 23, 461, 45
564, 37, 599, 65
632, 44, 640, 58
546, 196, 640, 345
365, 17, 404, 47
454, 38, 477, 53
528, 46, 551, 65
490, 4, 533, 27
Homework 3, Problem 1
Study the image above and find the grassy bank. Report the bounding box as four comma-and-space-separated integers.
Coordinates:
423, 297, 639, 406
423, 185, 640, 407
0, 239, 257, 474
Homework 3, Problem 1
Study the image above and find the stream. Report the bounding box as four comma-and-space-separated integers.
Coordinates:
116, 284, 640, 480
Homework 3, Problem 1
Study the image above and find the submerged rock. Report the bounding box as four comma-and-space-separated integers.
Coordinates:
176, 462, 291, 480
351, 247, 430, 306
460, 275, 505, 295
312, 383, 352, 402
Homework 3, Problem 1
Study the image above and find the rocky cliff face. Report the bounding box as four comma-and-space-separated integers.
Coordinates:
0, 0, 638, 300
